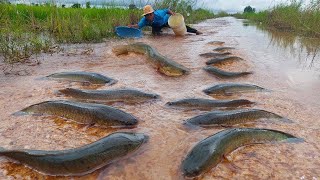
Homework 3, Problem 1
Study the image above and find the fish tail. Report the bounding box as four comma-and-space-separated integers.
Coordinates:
182, 121, 201, 130
280, 118, 294, 123
0, 147, 6, 153
108, 79, 118, 86
285, 137, 304, 143
12, 110, 29, 116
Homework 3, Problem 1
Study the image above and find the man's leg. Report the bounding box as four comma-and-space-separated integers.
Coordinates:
186, 25, 202, 35
152, 26, 162, 35
152, 23, 170, 35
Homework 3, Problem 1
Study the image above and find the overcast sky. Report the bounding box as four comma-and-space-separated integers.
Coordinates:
196, 0, 288, 13
11, 0, 311, 13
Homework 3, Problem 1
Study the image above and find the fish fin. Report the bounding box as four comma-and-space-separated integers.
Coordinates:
221, 124, 233, 128
182, 121, 201, 130
0, 147, 5, 152
285, 137, 304, 143
224, 91, 233, 96
12, 111, 29, 116
280, 118, 294, 123
108, 79, 118, 86
222, 155, 241, 173
34, 76, 49, 81
83, 123, 96, 130
81, 81, 91, 86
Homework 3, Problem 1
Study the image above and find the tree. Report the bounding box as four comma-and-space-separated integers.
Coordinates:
86, 2, 91, 9
129, 4, 136, 9
244, 6, 255, 13
71, 3, 81, 8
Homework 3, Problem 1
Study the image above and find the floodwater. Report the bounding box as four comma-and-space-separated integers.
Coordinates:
0, 17, 319, 179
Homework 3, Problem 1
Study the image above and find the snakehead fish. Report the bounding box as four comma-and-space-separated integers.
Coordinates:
203, 83, 268, 96
206, 56, 244, 65
199, 52, 232, 58
166, 98, 254, 110
46, 71, 117, 85
181, 128, 303, 178
15, 100, 138, 127
184, 109, 293, 127
0, 132, 148, 176
112, 42, 190, 76
58, 88, 160, 104
203, 66, 252, 78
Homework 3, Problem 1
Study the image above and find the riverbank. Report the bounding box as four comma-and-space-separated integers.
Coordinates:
233, 1, 320, 38
0, 2, 214, 64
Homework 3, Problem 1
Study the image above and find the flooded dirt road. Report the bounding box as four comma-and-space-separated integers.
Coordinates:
0, 17, 319, 179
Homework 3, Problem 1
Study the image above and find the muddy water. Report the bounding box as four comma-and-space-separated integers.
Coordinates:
0, 17, 319, 179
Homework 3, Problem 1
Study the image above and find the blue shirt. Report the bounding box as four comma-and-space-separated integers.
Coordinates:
138, 9, 170, 29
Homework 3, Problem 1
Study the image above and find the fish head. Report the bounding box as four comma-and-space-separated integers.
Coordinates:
182, 146, 219, 178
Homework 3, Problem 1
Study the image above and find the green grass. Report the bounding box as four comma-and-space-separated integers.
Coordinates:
234, 1, 320, 38
0, 1, 214, 64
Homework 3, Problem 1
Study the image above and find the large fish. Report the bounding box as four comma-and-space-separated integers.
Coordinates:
181, 128, 303, 178
46, 71, 117, 85
203, 83, 268, 96
199, 52, 232, 58
184, 109, 293, 127
206, 56, 244, 65
203, 66, 252, 78
16, 100, 138, 127
112, 42, 190, 76
58, 88, 160, 104
0, 132, 148, 176
166, 98, 254, 110
213, 47, 235, 52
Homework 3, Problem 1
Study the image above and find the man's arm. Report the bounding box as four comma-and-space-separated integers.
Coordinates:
167, 9, 176, 16
128, 24, 139, 28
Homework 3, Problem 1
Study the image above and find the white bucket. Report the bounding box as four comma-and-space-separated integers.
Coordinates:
168, 13, 187, 36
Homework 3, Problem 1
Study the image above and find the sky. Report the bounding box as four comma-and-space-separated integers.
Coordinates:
9, 0, 312, 13
196, 0, 287, 13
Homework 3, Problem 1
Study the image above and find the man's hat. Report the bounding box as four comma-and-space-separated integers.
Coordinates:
142, 5, 154, 16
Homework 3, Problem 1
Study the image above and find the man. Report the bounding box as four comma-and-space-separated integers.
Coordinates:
129, 5, 203, 35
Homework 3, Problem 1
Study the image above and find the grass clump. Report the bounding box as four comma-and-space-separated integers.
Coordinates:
0, 1, 213, 64
235, 1, 320, 38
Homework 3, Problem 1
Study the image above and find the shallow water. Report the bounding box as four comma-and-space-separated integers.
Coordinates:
0, 17, 319, 179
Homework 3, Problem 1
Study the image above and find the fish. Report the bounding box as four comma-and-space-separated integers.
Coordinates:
205, 56, 244, 65
166, 98, 254, 110
213, 47, 235, 52
58, 88, 160, 104
203, 66, 252, 78
15, 100, 138, 127
184, 109, 293, 127
199, 52, 232, 58
203, 83, 268, 96
46, 71, 117, 85
112, 42, 190, 76
207, 41, 225, 46
0, 132, 148, 176
181, 128, 303, 178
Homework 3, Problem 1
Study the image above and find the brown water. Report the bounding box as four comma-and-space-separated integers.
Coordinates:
0, 17, 319, 179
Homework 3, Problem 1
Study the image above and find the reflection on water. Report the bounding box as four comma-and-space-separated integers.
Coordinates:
245, 22, 320, 69
0, 17, 319, 179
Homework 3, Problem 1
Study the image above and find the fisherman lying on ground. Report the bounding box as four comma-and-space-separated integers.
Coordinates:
128, 5, 203, 35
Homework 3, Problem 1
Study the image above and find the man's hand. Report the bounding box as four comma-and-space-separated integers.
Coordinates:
168, 10, 176, 16
128, 24, 138, 28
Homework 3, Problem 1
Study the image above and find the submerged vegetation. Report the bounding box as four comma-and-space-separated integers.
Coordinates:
234, 1, 320, 38
0, 0, 214, 64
